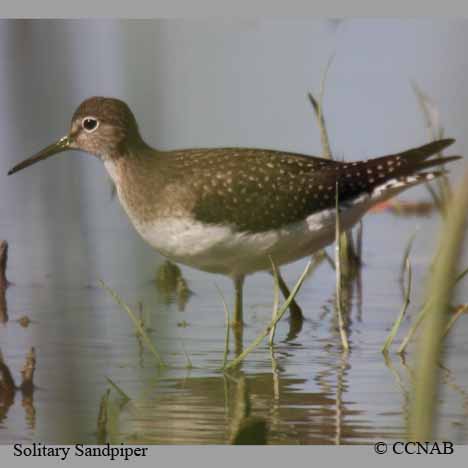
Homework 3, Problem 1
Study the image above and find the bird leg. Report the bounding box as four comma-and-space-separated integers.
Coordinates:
232, 275, 245, 327
275, 270, 304, 321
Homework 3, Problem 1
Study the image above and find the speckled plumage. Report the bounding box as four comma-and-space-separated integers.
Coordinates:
8, 97, 461, 313
166, 141, 457, 233
106, 140, 458, 235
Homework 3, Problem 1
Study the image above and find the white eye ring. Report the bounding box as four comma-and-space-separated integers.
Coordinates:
82, 116, 99, 133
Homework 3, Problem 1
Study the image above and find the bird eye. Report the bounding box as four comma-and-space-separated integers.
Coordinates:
82, 117, 99, 133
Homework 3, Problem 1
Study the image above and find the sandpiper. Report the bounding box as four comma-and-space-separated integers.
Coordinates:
8, 97, 460, 324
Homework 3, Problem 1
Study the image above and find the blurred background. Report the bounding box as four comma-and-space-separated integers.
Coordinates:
0, 19, 467, 444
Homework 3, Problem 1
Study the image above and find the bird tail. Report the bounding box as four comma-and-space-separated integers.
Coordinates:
359, 138, 461, 204
370, 171, 446, 204
370, 138, 459, 176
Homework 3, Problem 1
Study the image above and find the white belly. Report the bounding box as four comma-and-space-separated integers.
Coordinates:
106, 154, 433, 278
124, 194, 371, 277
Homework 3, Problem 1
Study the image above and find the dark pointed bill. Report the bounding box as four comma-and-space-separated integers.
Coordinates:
8, 136, 71, 176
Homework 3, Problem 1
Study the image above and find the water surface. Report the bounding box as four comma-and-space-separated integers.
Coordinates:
1, 190, 467, 444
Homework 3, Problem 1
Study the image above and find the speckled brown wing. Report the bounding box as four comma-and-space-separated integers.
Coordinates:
167, 147, 340, 232
168, 139, 458, 233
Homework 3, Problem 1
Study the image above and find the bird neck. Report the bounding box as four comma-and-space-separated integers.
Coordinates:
103, 139, 157, 182
103, 142, 172, 224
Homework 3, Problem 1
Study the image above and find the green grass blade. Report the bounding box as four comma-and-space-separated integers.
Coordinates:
408, 170, 468, 441
223, 259, 313, 370
268, 257, 281, 346
335, 182, 349, 351
100, 280, 166, 368
443, 304, 468, 338
398, 263, 468, 354
105, 377, 131, 403
382, 258, 412, 354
